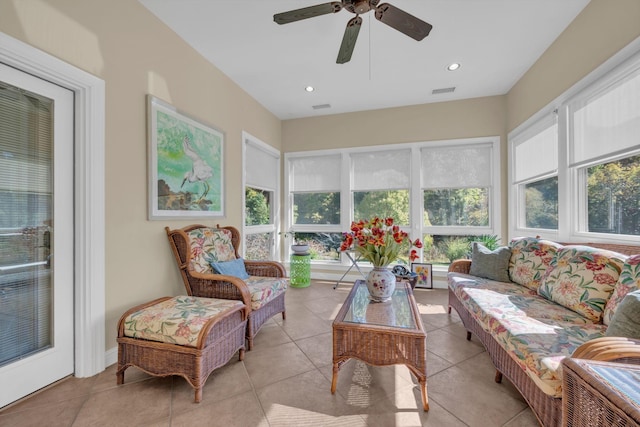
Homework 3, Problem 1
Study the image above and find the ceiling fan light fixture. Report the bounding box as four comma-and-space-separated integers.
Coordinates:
447, 63, 461, 71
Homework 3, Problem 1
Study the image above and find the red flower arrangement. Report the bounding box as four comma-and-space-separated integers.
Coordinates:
340, 217, 422, 267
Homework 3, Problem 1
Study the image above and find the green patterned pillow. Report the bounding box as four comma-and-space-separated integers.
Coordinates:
508, 237, 563, 290
603, 254, 639, 326
538, 246, 626, 323
469, 243, 512, 282
605, 290, 640, 339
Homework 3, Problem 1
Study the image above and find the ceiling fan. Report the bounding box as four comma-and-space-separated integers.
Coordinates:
274, 0, 433, 64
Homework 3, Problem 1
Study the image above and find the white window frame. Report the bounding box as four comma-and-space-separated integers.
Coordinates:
242, 131, 280, 260
509, 114, 559, 238
285, 137, 502, 266
508, 36, 640, 244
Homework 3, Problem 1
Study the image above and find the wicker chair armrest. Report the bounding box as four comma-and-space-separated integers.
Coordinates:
572, 337, 640, 362
244, 260, 286, 278
448, 259, 472, 274
188, 270, 253, 313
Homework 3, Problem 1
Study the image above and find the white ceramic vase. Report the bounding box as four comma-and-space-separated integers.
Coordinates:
366, 267, 396, 302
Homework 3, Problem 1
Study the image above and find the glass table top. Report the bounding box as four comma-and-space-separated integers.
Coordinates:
342, 281, 416, 329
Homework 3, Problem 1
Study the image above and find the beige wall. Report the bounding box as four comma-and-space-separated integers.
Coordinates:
0, 0, 281, 350
507, 0, 640, 131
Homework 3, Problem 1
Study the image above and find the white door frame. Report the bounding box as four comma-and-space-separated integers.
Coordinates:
0, 32, 106, 378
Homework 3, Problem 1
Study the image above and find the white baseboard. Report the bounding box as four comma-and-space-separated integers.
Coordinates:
105, 346, 117, 367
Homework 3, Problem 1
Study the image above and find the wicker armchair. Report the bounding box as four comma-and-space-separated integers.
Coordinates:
165, 224, 288, 350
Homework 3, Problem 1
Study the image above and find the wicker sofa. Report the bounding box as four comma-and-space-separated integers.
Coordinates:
447, 237, 640, 427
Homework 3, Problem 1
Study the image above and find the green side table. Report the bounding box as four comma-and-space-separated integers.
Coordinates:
290, 254, 311, 288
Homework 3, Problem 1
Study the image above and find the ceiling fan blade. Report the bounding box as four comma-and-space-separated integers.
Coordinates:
374, 3, 433, 41
274, 2, 343, 25
336, 16, 362, 64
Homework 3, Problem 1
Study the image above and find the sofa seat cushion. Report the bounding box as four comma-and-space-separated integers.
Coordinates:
493, 317, 606, 397
508, 237, 564, 291
245, 276, 289, 310
538, 246, 626, 323
188, 227, 237, 274
122, 296, 245, 347
448, 273, 536, 304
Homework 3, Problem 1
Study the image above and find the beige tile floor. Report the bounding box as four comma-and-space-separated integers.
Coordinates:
0, 281, 541, 426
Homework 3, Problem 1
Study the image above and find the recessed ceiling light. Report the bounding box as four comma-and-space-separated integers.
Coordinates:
305, 86, 314, 92
447, 63, 460, 71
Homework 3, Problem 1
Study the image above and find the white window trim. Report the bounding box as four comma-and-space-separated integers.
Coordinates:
508, 35, 640, 244
0, 32, 106, 377
242, 131, 281, 260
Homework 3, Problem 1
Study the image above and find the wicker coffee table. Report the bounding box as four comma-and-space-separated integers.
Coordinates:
331, 280, 428, 410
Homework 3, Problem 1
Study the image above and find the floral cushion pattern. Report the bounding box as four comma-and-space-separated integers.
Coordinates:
188, 228, 236, 274
508, 237, 564, 290
538, 246, 626, 323
448, 272, 605, 397
603, 254, 640, 326
122, 296, 244, 347
492, 319, 606, 397
245, 276, 289, 310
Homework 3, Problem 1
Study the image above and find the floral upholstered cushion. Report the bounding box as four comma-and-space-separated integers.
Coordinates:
245, 276, 289, 310
603, 254, 640, 326
508, 237, 563, 290
538, 246, 626, 323
122, 296, 244, 347
188, 227, 236, 274
493, 318, 606, 397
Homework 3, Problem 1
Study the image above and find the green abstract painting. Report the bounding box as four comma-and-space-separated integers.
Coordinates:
148, 96, 224, 219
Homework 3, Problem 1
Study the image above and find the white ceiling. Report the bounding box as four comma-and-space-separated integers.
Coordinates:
139, 0, 591, 120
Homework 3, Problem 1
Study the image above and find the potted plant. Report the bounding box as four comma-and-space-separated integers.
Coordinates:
280, 230, 309, 255
340, 217, 422, 302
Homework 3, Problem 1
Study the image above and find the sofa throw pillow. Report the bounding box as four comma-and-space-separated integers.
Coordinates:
508, 237, 563, 290
469, 243, 512, 282
210, 258, 250, 280
538, 246, 626, 323
188, 228, 236, 274
603, 254, 640, 326
605, 290, 640, 339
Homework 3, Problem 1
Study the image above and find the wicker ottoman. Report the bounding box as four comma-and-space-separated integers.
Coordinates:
116, 296, 247, 403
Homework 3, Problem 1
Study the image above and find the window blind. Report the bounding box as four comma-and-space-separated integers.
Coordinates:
513, 120, 558, 183
290, 154, 341, 192
352, 149, 410, 191
421, 144, 492, 188
245, 142, 279, 190
571, 68, 640, 166
0, 81, 53, 367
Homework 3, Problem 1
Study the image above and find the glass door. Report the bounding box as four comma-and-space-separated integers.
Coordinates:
0, 63, 74, 408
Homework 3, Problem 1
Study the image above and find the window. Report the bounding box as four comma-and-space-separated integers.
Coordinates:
422, 143, 497, 229
586, 155, 640, 235
243, 134, 279, 260
510, 117, 559, 233
351, 150, 411, 225
525, 176, 558, 229
510, 46, 640, 241
285, 138, 501, 266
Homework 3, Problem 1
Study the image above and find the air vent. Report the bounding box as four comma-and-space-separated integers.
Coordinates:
432, 87, 456, 95
312, 104, 331, 110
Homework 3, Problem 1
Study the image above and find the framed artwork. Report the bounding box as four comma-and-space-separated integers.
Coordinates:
147, 95, 224, 219
411, 263, 433, 289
